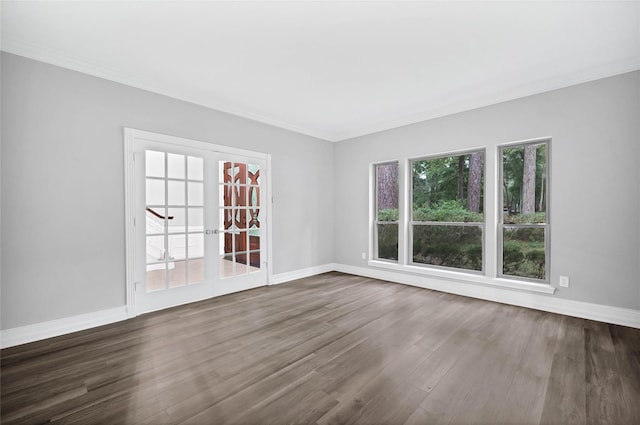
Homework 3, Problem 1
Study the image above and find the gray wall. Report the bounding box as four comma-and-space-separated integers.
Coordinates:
2, 52, 638, 331
1, 53, 334, 329
334, 71, 640, 310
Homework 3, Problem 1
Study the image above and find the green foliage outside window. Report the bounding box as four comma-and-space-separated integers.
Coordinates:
411, 151, 485, 271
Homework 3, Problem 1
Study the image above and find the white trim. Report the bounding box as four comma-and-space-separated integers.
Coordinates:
367, 260, 555, 294
1, 39, 335, 142
266, 155, 274, 285
123, 129, 136, 318
269, 263, 335, 286
127, 128, 270, 160
329, 58, 640, 142
3, 38, 639, 143
123, 127, 272, 316
0, 307, 128, 349
336, 263, 640, 329
2, 264, 637, 348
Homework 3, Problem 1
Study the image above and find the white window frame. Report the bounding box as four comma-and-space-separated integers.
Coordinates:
497, 138, 551, 284
370, 160, 401, 263
367, 142, 555, 295
408, 148, 486, 274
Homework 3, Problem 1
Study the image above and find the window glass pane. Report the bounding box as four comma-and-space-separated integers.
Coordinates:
502, 143, 546, 224
145, 150, 164, 178
503, 226, 546, 280
376, 163, 399, 221
167, 153, 185, 179
412, 224, 482, 271
377, 223, 398, 261
412, 152, 484, 222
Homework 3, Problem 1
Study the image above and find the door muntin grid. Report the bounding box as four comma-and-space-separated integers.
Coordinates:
145, 150, 205, 291
218, 161, 262, 278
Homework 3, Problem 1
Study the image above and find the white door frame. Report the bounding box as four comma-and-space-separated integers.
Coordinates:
123, 128, 274, 317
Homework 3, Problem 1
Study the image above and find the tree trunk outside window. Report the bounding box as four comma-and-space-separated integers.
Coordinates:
522, 145, 537, 214
467, 151, 483, 212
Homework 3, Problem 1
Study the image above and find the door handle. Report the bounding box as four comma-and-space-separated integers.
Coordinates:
205, 229, 220, 235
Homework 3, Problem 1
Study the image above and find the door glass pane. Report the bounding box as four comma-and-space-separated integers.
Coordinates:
188, 156, 203, 181
168, 234, 186, 260
146, 179, 165, 205
168, 181, 185, 205
235, 209, 247, 229
168, 260, 187, 288
248, 164, 260, 185
167, 208, 186, 233
188, 258, 204, 284
188, 208, 203, 232
145, 150, 164, 178
250, 251, 260, 270
146, 208, 165, 234
167, 153, 185, 179
249, 233, 259, 251
235, 231, 247, 253
188, 182, 203, 206
188, 233, 204, 259
146, 235, 165, 263
249, 187, 259, 207
146, 263, 166, 292
220, 254, 235, 278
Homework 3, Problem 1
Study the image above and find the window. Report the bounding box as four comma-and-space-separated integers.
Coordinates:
411, 150, 485, 272
369, 140, 551, 291
499, 140, 549, 281
374, 162, 399, 261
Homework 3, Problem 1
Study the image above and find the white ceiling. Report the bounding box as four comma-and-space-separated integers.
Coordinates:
2, 1, 639, 142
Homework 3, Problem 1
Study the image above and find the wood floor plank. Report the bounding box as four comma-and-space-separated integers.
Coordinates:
2, 272, 639, 425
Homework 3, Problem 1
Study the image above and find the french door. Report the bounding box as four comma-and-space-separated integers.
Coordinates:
128, 132, 268, 315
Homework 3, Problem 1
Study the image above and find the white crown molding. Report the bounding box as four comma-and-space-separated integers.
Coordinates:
3, 36, 639, 143
333, 56, 640, 142
0, 37, 335, 142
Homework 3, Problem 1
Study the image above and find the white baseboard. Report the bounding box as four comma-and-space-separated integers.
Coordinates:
333, 263, 640, 329
3, 263, 638, 349
269, 263, 336, 285
1, 306, 128, 349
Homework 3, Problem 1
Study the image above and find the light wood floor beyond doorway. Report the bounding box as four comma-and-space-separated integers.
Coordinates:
2, 272, 639, 425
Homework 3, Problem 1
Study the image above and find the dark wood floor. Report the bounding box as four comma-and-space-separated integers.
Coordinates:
2, 272, 639, 425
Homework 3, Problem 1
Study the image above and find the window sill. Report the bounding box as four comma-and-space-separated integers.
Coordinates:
367, 260, 556, 295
